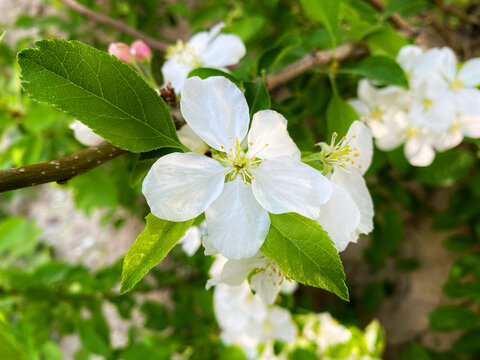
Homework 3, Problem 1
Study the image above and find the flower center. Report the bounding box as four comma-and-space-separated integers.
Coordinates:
166, 40, 202, 68
371, 107, 384, 120
214, 137, 263, 185
406, 126, 419, 139
256, 260, 291, 287
422, 98, 433, 111
450, 78, 464, 91
317, 132, 361, 174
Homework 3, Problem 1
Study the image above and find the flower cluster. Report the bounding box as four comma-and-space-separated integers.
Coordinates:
350, 45, 480, 166
209, 255, 384, 359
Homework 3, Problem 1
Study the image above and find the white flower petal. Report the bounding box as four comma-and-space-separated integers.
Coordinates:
177, 124, 209, 154
202, 34, 246, 68
186, 31, 210, 51
161, 57, 192, 93
404, 137, 436, 166
217, 254, 267, 287
438, 47, 458, 82
396, 45, 423, 74
246, 110, 301, 160
346, 121, 373, 174
317, 184, 361, 252
179, 226, 202, 256
460, 114, 480, 138
348, 99, 370, 117
458, 58, 480, 87
454, 88, 480, 115
180, 76, 250, 151
251, 157, 332, 219
331, 170, 373, 237
142, 152, 225, 221
205, 179, 270, 259
70, 120, 104, 146
434, 130, 463, 151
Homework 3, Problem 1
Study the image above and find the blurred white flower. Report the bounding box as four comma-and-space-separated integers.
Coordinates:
316, 121, 374, 251
352, 45, 480, 167
69, 120, 104, 146
162, 23, 246, 93
143, 76, 332, 259
177, 223, 207, 256
214, 282, 297, 359
303, 312, 352, 354
177, 124, 209, 154
207, 253, 297, 305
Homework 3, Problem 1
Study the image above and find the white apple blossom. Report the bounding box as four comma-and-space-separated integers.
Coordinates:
162, 23, 246, 93
177, 124, 209, 154
69, 120, 104, 146
303, 312, 352, 354
142, 76, 332, 260
315, 121, 374, 252
177, 223, 207, 256
214, 282, 297, 359
206, 253, 297, 305
351, 45, 480, 167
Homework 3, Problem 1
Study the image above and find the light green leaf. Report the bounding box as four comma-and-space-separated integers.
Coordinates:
342, 56, 408, 87
18, 39, 183, 153
300, 0, 340, 47
244, 79, 271, 119
365, 27, 408, 58
120, 214, 193, 294
326, 94, 359, 138
260, 213, 349, 301
0, 31, 5, 42
0, 318, 28, 360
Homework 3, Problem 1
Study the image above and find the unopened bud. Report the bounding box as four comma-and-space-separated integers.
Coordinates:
130, 40, 152, 61
108, 42, 133, 63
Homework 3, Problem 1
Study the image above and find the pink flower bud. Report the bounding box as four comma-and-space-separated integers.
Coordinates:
108, 42, 133, 63
130, 40, 152, 61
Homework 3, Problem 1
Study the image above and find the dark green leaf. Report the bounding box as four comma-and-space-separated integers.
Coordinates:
453, 328, 480, 356
342, 56, 408, 87
261, 213, 349, 301
383, 0, 431, 18
326, 94, 358, 138
244, 79, 271, 119
18, 39, 182, 152
188, 67, 242, 88
414, 150, 475, 186
430, 306, 478, 331
120, 214, 193, 294
300, 0, 339, 46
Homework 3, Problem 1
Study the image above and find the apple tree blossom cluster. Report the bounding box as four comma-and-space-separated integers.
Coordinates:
69, 24, 379, 359
349, 45, 480, 167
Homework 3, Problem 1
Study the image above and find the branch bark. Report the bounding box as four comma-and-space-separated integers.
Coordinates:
364, 0, 418, 36
58, 0, 168, 52
0, 142, 126, 193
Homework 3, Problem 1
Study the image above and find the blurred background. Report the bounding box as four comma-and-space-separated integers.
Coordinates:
1, 0, 480, 359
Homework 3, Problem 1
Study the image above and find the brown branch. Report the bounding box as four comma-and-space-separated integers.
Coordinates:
0, 142, 126, 193
58, 0, 168, 52
364, 0, 418, 36
265, 43, 369, 90
434, 0, 480, 26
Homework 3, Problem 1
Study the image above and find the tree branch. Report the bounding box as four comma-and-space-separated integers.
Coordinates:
58, 0, 168, 52
265, 43, 369, 90
0, 142, 126, 193
364, 0, 418, 36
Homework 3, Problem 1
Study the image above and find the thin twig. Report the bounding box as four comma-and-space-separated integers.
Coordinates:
434, 0, 480, 26
364, 0, 418, 36
0, 142, 126, 193
58, 0, 168, 52
265, 44, 369, 90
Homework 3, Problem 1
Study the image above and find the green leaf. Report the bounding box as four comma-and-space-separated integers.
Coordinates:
244, 79, 271, 119
188, 67, 242, 88
365, 27, 408, 58
0, 31, 5, 42
0, 319, 29, 360
383, 0, 431, 18
414, 150, 475, 186
120, 214, 193, 294
260, 213, 349, 301
18, 39, 183, 152
453, 328, 480, 356
342, 56, 408, 87
300, 0, 340, 47
326, 94, 358, 138
430, 306, 479, 331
